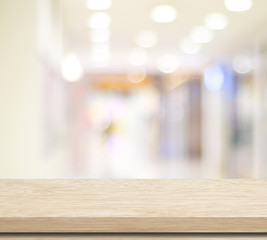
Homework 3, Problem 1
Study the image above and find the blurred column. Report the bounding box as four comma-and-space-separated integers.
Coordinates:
201, 75, 227, 178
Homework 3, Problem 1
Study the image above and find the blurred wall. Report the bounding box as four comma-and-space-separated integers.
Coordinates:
0, 0, 42, 177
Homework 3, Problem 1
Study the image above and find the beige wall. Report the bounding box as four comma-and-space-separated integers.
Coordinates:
0, 0, 42, 177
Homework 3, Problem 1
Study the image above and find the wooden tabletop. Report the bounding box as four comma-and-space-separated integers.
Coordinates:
0, 180, 267, 233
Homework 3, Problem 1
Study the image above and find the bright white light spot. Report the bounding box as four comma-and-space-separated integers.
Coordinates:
90, 29, 110, 43
128, 48, 148, 66
204, 65, 224, 92
225, 0, 252, 12
233, 55, 253, 74
88, 12, 111, 29
180, 38, 201, 54
61, 54, 83, 82
191, 26, 213, 43
205, 13, 228, 30
157, 54, 180, 73
127, 66, 146, 83
135, 30, 158, 48
151, 5, 177, 23
86, 0, 112, 10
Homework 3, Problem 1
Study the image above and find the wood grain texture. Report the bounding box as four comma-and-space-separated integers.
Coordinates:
0, 180, 267, 233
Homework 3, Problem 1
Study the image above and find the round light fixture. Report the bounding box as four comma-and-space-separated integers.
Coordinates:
191, 26, 213, 43
205, 13, 228, 30
151, 5, 177, 23
86, 0, 112, 10
88, 12, 111, 29
224, 0, 253, 12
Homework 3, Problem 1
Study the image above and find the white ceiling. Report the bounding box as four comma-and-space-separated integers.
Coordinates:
60, 0, 267, 73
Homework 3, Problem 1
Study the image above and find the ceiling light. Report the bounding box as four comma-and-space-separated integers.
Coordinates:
180, 38, 201, 54
157, 54, 180, 73
128, 48, 148, 66
151, 5, 177, 23
86, 0, 112, 10
191, 26, 213, 43
61, 54, 83, 82
205, 13, 228, 30
135, 30, 158, 48
224, 0, 252, 12
233, 55, 253, 74
90, 29, 110, 43
88, 12, 111, 29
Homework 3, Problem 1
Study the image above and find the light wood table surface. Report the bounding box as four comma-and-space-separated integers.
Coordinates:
0, 180, 267, 233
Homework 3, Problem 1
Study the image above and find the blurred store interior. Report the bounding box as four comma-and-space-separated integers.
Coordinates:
1, 0, 267, 178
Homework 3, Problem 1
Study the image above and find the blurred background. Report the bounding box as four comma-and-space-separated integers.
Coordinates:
1, 0, 267, 178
